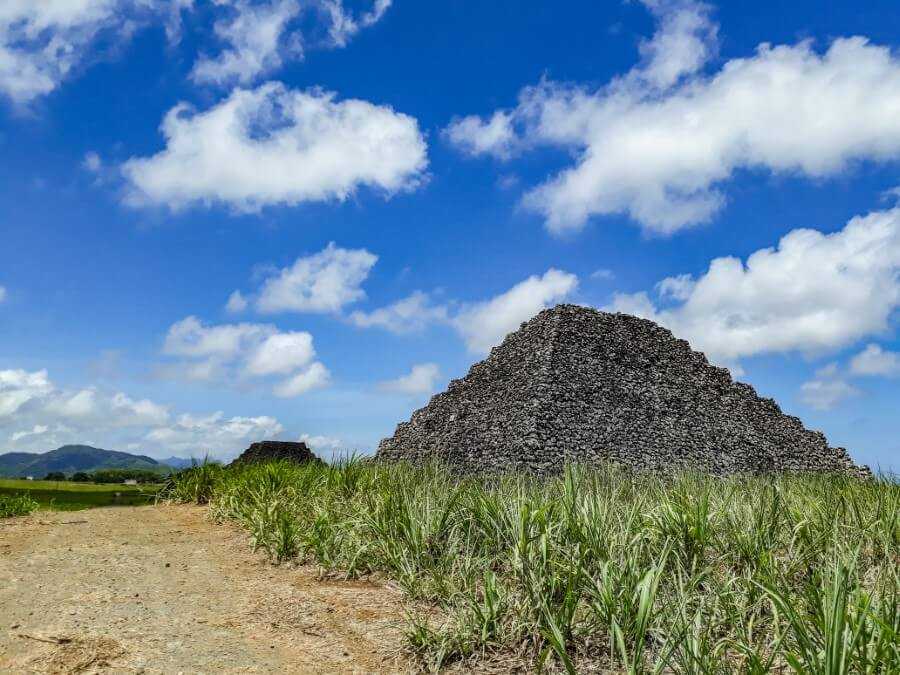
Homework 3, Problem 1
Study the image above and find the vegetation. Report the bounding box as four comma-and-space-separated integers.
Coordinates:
0, 492, 39, 518
163, 459, 900, 673
0, 478, 163, 511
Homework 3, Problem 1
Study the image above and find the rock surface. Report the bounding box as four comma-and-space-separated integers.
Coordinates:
377, 305, 868, 476
231, 441, 321, 466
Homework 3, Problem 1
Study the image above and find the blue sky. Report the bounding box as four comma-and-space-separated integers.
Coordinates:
1, 0, 899, 471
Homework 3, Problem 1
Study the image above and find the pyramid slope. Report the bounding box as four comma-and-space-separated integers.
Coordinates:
377, 305, 866, 476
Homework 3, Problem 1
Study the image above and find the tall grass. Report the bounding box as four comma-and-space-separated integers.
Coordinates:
0, 492, 39, 517
165, 460, 900, 672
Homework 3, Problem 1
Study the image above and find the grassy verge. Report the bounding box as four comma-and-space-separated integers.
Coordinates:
163, 460, 900, 672
0, 478, 162, 511
0, 492, 39, 517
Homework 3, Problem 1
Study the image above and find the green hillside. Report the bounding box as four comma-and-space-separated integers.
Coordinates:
0, 445, 170, 478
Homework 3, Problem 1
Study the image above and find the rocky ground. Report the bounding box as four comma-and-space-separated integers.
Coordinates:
0, 505, 407, 674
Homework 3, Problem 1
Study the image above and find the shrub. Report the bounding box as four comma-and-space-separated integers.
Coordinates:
165, 460, 900, 672
0, 493, 39, 518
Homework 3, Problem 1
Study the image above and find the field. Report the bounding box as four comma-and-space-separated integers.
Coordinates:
164, 460, 900, 673
0, 478, 162, 512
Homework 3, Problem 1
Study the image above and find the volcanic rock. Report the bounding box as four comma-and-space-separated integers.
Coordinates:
231, 441, 322, 466
376, 304, 868, 476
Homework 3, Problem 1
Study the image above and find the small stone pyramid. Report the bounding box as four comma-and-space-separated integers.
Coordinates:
231, 440, 322, 466
377, 305, 867, 476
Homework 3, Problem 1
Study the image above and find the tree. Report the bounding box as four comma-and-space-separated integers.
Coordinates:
71, 472, 91, 482
44, 471, 66, 481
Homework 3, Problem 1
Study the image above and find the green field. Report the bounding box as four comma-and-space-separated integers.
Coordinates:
0, 478, 162, 511
163, 460, 900, 672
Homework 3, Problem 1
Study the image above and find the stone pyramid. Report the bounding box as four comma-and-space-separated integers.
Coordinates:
231, 440, 322, 466
377, 304, 867, 476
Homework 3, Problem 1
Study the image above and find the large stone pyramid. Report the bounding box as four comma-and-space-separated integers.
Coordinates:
377, 305, 867, 476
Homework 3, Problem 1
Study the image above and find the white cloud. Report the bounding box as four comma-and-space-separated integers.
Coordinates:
444, 111, 517, 160
379, 363, 440, 395
191, 0, 390, 86
323, 0, 391, 48
608, 206, 900, 365
634, 0, 717, 90
590, 269, 615, 281
122, 82, 427, 211
799, 363, 859, 411
298, 432, 343, 450
145, 411, 284, 458
849, 344, 900, 377
348, 290, 448, 333
272, 361, 330, 397
244, 332, 315, 376
347, 270, 579, 352
0, 1, 191, 104
10, 424, 49, 443
226, 290, 249, 313
453, 269, 578, 353
0, 285, 6, 303
82, 151, 102, 173
162, 315, 329, 397
256, 243, 377, 314
0, 365, 287, 458
0, 368, 54, 417
164, 315, 271, 361
191, 0, 300, 85
447, 1, 900, 235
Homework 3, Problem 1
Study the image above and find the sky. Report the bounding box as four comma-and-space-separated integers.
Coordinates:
1, 0, 899, 471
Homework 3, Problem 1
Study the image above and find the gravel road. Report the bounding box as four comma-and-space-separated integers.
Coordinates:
0, 505, 406, 674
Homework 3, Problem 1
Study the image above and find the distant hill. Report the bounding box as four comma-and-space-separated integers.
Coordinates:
0, 445, 171, 478
159, 456, 196, 470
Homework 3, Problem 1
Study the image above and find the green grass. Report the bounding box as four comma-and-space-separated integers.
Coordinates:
0, 478, 162, 511
163, 460, 900, 672
0, 492, 39, 517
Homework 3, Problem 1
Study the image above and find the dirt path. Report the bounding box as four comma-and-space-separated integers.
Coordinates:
0, 505, 408, 674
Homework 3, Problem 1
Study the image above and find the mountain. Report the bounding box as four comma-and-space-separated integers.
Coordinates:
0, 445, 169, 478
159, 456, 196, 470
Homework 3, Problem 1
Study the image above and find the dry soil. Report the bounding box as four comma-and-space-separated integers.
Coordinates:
0, 504, 407, 674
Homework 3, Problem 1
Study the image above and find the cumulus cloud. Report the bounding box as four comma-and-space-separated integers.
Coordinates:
0, 365, 288, 458
379, 363, 440, 395
226, 290, 249, 313
799, 363, 859, 411
323, 0, 391, 47
298, 432, 343, 451
145, 411, 284, 458
444, 111, 517, 160
349, 270, 579, 352
191, 0, 300, 85
608, 207, 900, 365
0, 1, 191, 104
272, 361, 330, 397
162, 315, 328, 397
255, 243, 377, 314
191, 0, 390, 86
348, 290, 448, 333
0, 366, 231, 454
244, 332, 315, 376
10, 424, 49, 443
453, 269, 578, 353
122, 83, 427, 211
447, 1, 900, 234
849, 344, 900, 377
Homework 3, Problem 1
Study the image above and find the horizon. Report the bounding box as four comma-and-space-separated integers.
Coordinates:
2, 0, 900, 472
